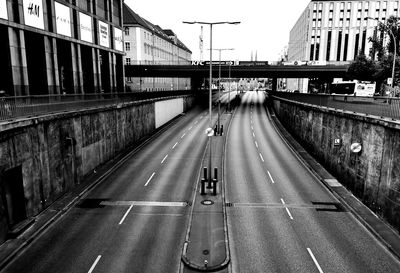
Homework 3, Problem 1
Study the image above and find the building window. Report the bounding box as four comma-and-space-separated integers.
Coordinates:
126, 58, 131, 65
329, 2, 334, 10
347, 2, 351, 10
124, 27, 129, 36
125, 42, 131, 51
326, 31, 332, 61
358, 1, 362, 10
340, 2, 345, 10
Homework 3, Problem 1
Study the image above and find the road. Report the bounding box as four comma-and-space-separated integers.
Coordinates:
225, 91, 400, 272
2, 106, 213, 273
2, 90, 400, 272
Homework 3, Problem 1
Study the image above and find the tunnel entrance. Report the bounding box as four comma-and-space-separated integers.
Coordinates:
0, 26, 12, 95
25, 31, 47, 95
81, 45, 94, 93
2, 166, 27, 227
57, 39, 74, 94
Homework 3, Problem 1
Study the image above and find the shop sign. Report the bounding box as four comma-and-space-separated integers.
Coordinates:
23, 0, 44, 30
98, 20, 109, 48
114, 27, 123, 51
0, 0, 8, 20
55, 2, 71, 37
79, 12, 93, 43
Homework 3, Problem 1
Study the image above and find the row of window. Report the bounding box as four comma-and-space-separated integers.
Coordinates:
313, 1, 394, 11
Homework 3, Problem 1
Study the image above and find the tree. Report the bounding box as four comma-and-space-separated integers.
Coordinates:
347, 53, 378, 81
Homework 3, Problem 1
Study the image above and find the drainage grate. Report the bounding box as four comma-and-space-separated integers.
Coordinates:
225, 202, 233, 207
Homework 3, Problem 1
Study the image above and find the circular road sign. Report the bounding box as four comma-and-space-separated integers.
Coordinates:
205, 128, 214, 137
350, 142, 362, 153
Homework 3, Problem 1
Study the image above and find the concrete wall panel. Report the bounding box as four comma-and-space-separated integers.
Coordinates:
155, 98, 183, 128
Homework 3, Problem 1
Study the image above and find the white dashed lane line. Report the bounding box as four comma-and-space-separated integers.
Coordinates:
307, 248, 324, 273
280, 198, 294, 220
267, 171, 275, 184
144, 172, 155, 187
172, 142, 178, 149
161, 154, 168, 164
88, 255, 102, 273
255, 141, 258, 148
119, 204, 134, 225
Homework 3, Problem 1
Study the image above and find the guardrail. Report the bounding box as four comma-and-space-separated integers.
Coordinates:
271, 92, 400, 120
0, 91, 198, 121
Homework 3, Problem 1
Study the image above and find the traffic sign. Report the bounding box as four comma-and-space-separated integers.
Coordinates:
205, 128, 214, 137
350, 143, 362, 153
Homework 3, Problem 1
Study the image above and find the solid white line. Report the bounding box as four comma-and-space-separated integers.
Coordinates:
119, 204, 133, 225
307, 248, 324, 273
255, 141, 258, 148
144, 172, 155, 187
88, 255, 102, 273
259, 153, 264, 162
267, 171, 275, 184
161, 154, 168, 164
172, 142, 178, 149
181, 133, 186, 138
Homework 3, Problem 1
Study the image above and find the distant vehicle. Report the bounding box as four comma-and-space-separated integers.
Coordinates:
330, 82, 375, 97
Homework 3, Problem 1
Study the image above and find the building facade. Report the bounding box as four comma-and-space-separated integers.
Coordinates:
123, 4, 192, 91
0, 0, 124, 96
287, 0, 400, 92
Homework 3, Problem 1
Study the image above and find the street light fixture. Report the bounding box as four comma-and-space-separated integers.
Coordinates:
183, 21, 240, 183
366, 17, 397, 88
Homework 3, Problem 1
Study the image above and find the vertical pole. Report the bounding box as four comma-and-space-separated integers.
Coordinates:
228, 62, 231, 111
208, 24, 213, 183
218, 50, 221, 133
391, 31, 396, 88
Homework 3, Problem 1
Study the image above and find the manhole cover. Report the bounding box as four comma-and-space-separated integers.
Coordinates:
201, 200, 214, 205
203, 250, 209, 255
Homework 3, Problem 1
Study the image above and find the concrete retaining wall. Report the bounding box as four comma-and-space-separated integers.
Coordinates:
0, 95, 196, 243
272, 97, 400, 233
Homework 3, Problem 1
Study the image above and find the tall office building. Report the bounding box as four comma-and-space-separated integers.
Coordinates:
287, 0, 400, 92
123, 4, 192, 91
0, 0, 124, 96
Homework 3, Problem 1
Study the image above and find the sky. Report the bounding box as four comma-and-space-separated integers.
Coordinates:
124, 0, 311, 62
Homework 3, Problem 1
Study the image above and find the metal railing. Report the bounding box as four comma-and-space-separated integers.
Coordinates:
0, 91, 197, 121
271, 92, 400, 120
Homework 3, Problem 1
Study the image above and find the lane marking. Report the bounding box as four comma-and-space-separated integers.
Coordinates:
259, 153, 264, 162
255, 141, 258, 148
307, 248, 324, 273
161, 154, 168, 164
251, 125, 254, 130
281, 198, 294, 220
144, 172, 155, 187
189, 126, 193, 130
267, 171, 275, 184
181, 133, 186, 138
194, 120, 198, 124
119, 204, 133, 225
285, 207, 294, 220
172, 142, 178, 149
88, 255, 102, 273
252, 132, 255, 138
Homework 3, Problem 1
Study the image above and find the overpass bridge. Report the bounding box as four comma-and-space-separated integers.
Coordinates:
124, 63, 350, 79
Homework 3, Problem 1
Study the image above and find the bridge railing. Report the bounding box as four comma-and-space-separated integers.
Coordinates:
271, 92, 400, 120
0, 91, 197, 121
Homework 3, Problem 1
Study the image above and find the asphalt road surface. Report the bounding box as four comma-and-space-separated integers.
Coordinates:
2, 107, 212, 273
2, 91, 400, 273
225, 91, 400, 273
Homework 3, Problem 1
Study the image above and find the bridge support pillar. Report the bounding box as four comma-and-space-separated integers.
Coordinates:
272, 78, 278, 92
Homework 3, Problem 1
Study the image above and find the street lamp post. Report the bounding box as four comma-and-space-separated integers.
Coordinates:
367, 17, 397, 88
183, 21, 240, 182
210, 48, 234, 132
